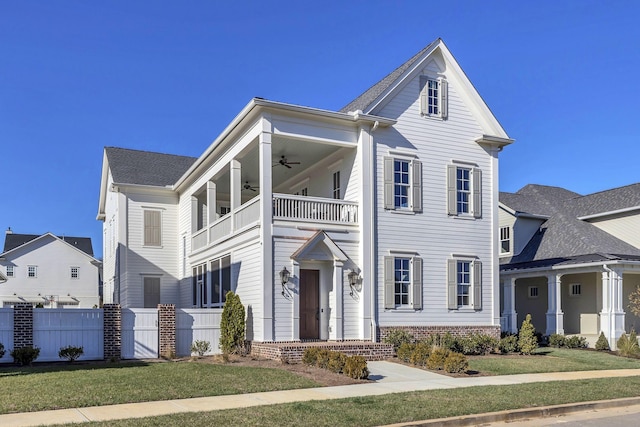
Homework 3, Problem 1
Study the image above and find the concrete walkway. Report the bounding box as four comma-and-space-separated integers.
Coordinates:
2, 362, 640, 426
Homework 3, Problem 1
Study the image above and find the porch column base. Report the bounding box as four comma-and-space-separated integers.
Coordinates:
545, 311, 564, 336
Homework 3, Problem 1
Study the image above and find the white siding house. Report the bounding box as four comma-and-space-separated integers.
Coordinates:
97, 39, 513, 343
0, 230, 101, 308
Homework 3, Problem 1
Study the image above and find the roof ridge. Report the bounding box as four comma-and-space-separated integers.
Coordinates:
105, 146, 197, 159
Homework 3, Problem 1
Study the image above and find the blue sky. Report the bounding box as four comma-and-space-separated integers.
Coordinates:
1, 0, 639, 259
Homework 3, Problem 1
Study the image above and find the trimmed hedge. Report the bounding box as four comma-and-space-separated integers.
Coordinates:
301, 348, 369, 379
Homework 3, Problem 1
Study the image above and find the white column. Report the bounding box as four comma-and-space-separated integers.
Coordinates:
207, 181, 217, 226
291, 261, 300, 341
612, 268, 626, 347
545, 274, 564, 335
332, 260, 344, 341
357, 124, 374, 340
502, 277, 517, 333
230, 159, 241, 231
259, 120, 274, 341
190, 196, 198, 233
600, 268, 613, 347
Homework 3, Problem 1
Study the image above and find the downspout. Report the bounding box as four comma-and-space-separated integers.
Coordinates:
369, 121, 379, 341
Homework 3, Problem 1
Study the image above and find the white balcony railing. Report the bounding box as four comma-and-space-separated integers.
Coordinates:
234, 195, 260, 230
273, 193, 358, 225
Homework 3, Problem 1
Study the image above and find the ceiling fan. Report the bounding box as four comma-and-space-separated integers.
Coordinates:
273, 155, 300, 169
243, 181, 259, 192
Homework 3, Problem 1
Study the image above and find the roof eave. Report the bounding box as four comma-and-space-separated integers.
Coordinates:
475, 134, 515, 150
578, 205, 640, 221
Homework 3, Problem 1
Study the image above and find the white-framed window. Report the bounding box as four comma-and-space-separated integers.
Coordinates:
332, 171, 341, 199
419, 76, 448, 119
294, 187, 308, 196
570, 283, 582, 296
528, 286, 539, 298
220, 206, 231, 217
383, 255, 423, 310
447, 258, 482, 310
28, 265, 37, 278
447, 165, 482, 218
384, 157, 422, 212
211, 255, 231, 307
500, 226, 511, 255
143, 209, 162, 246
192, 263, 207, 308
70, 267, 79, 279
6, 265, 14, 277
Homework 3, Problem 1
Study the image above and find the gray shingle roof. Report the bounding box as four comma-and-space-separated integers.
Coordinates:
2, 233, 94, 257
572, 182, 640, 217
105, 147, 197, 187
500, 184, 640, 268
339, 39, 440, 114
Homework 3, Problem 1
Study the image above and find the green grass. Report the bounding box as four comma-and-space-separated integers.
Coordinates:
53, 376, 640, 426
469, 348, 640, 375
0, 361, 318, 414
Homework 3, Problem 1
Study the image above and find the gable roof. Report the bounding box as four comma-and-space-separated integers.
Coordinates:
500, 184, 640, 269
2, 233, 94, 257
105, 147, 197, 187
573, 182, 640, 219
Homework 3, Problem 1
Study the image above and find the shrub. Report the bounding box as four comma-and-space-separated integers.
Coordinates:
58, 345, 84, 362
518, 314, 538, 355
219, 291, 246, 355
444, 352, 469, 374
343, 355, 369, 379
327, 352, 347, 373
426, 347, 449, 370
595, 332, 610, 351
190, 340, 212, 357
315, 349, 332, 369
617, 332, 640, 357
425, 333, 458, 352
0, 342, 4, 359
302, 347, 321, 366
409, 341, 431, 366
499, 334, 518, 354
458, 333, 498, 355
549, 333, 565, 348
11, 346, 40, 366
565, 336, 588, 349
383, 329, 415, 351
396, 342, 416, 363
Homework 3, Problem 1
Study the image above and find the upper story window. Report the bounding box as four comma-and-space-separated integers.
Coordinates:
143, 209, 162, 247
28, 265, 37, 278
6, 265, 14, 277
419, 76, 448, 119
447, 258, 482, 310
447, 165, 482, 218
70, 267, 79, 279
332, 171, 341, 199
384, 157, 422, 213
383, 255, 423, 310
500, 226, 511, 255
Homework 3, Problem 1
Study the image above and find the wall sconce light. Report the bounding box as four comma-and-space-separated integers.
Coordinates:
348, 270, 361, 296
279, 267, 290, 296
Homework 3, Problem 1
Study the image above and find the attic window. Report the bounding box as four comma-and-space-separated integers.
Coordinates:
420, 76, 448, 119
570, 283, 582, 296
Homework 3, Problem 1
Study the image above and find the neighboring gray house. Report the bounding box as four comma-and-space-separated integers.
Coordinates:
499, 183, 640, 348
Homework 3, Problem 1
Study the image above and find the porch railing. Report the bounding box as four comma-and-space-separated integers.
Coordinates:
273, 193, 358, 225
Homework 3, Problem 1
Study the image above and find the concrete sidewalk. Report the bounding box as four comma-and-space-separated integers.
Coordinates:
2, 362, 640, 426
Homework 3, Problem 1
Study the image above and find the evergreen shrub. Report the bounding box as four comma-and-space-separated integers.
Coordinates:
219, 291, 246, 355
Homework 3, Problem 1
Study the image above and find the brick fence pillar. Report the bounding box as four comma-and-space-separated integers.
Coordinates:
13, 303, 33, 348
158, 304, 176, 359
103, 304, 122, 360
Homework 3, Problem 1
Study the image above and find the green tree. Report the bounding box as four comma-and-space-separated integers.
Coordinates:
517, 314, 538, 355
219, 291, 246, 355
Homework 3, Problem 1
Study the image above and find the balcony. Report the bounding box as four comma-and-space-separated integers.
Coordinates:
191, 194, 358, 252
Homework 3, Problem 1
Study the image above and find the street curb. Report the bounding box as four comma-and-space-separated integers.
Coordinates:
384, 396, 640, 426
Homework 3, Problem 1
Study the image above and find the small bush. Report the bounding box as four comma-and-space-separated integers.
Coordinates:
499, 334, 518, 354
618, 331, 640, 357
327, 352, 347, 373
384, 329, 415, 351
396, 342, 416, 363
444, 352, 468, 374
0, 342, 5, 359
315, 349, 332, 369
458, 333, 498, 355
11, 346, 40, 366
565, 336, 588, 349
190, 340, 212, 357
426, 347, 449, 370
343, 355, 369, 379
595, 332, 610, 351
302, 347, 321, 366
219, 291, 246, 355
518, 314, 538, 355
58, 345, 84, 362
409, 341, 431, 366
549, 333, 565, 348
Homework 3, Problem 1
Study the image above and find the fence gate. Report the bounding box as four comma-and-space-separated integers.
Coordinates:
0, 308, 13, 363
121, 308, 158, 359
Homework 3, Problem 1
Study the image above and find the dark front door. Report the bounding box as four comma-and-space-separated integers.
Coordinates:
300, 269, 320, 339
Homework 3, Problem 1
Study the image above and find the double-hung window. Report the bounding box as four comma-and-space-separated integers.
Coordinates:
447, 258, 482, 310
384, 255, 423, 310
419, 76, 448, 119
192, 264, 207, 308
447, 165, 482, 218
500, 226, 511, 255
6, 265, 14, 278
384, 157, 422, 212
28, 265, 37, 278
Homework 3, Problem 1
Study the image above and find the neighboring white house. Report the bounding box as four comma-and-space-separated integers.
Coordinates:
97, 39, 513, 343
0, 229, 101, 308
499, 183, 640, 349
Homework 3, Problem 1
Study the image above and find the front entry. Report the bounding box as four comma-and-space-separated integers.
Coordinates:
300, 269, 320, 339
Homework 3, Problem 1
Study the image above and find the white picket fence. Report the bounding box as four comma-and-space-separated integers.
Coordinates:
176, 309, 222, 356
0, 308, 13, 363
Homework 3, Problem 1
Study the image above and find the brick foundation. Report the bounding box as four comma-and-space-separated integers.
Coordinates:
158, 304, 176, 359
251, 341, 394, 363
378, 325, 501, 342
13, 303, 33, 348
103, 304, 121, 360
